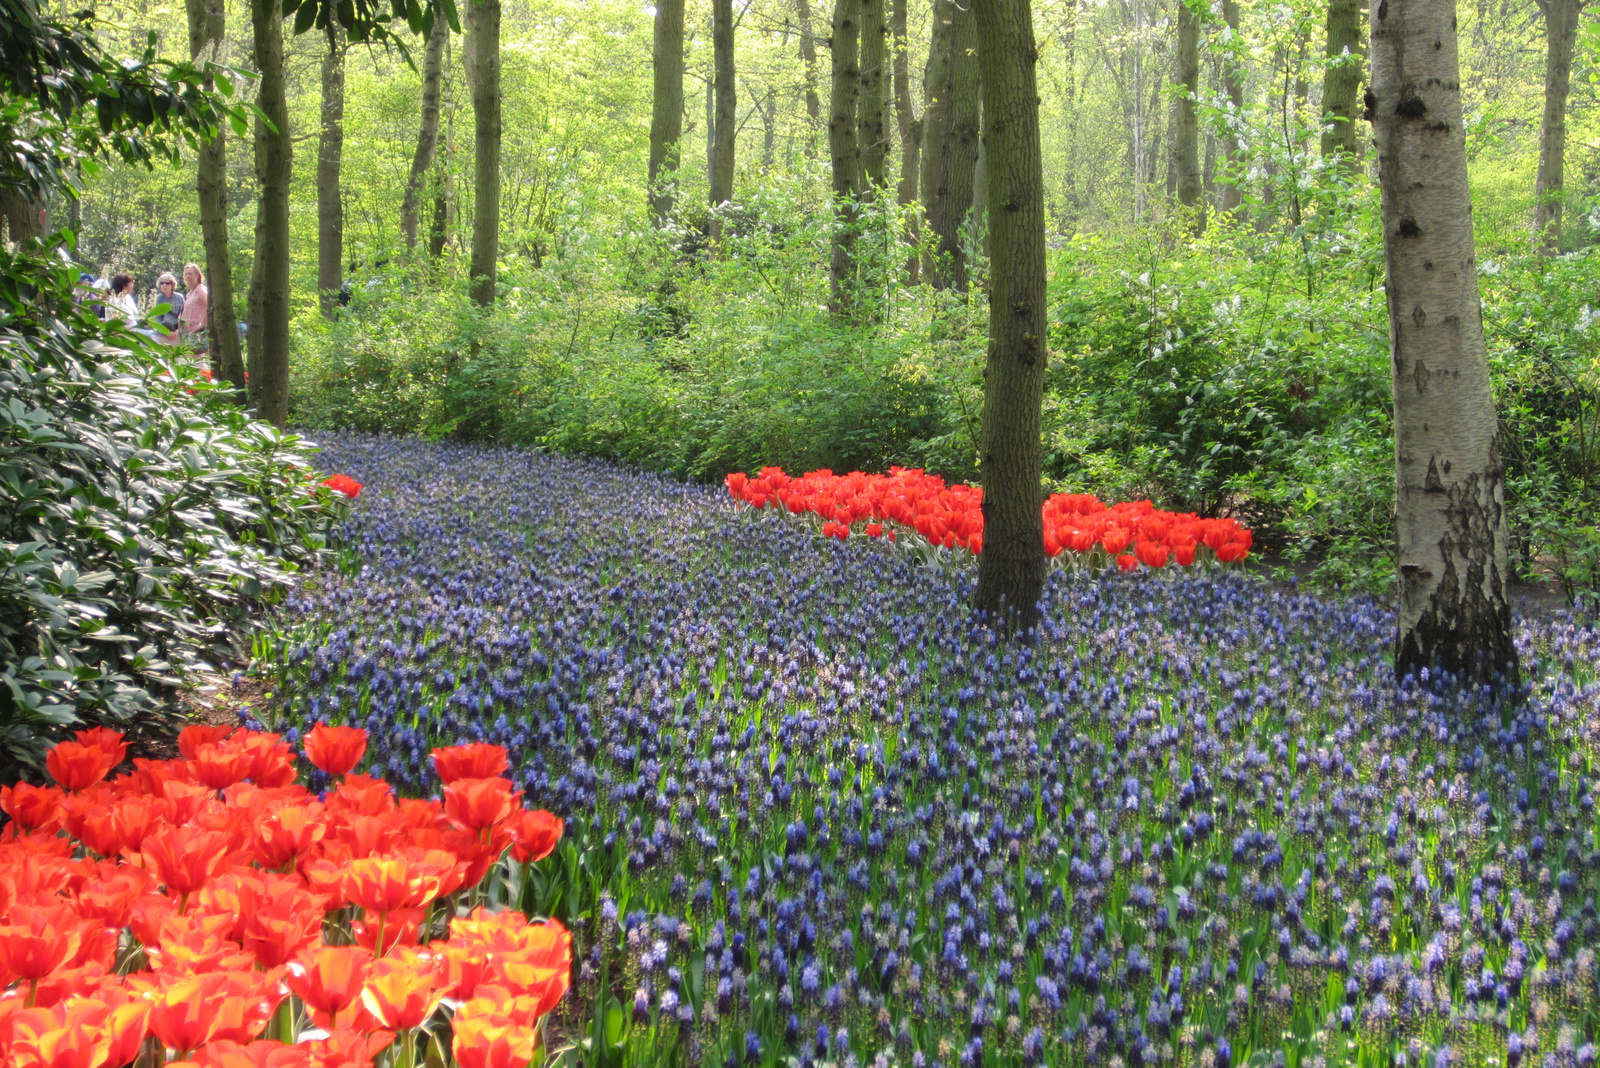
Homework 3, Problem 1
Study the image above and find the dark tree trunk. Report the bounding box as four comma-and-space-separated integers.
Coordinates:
185, 0, 243, 390
0, 190, 44, 245
858, 0, 888, 189
649, 0, 686, 225
466, 0, 501, 309
709, 0, 736, 242
1372, 0, 1518, 686
402, 16, 449, 251
919, 0, 954, 280
1218, 0, 1245, 214
248, 0, 290, 428
1321, 0, 1364, 160
1171, 0, 1202, 230
797, 0, 823, 155
930, 0, 979, 291
892, 0, 920, 281
828, 0, 864, 315
429, 67, 455, 260
972, 0, 1047, 634
317, 28, 346, 318
1535, 0, 1582, 252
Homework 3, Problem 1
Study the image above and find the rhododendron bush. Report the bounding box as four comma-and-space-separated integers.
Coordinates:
0, 724, 568, 1067
724, 466, 1252, 568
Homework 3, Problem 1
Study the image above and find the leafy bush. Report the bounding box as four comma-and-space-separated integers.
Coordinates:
0, 239, 345, 778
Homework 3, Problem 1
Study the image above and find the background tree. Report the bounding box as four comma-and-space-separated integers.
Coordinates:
709, 0, 736, 242
185, 0, 243, 389
827, 0, 863, 314
1372, 0, 1518, 684
919, 0, 954, 281
892, 0, 919, 278
1217, 0, 1246, 214
248, 0, 291, 427
1171, 0, 1202, 228
465, 0, 501, 309
796, 0, 822, 154
1321, 0, 1364, 160
857, 0, 887, 190
317, 26, 346, 317
929, 0, 979, 290
1534, 0, 1585, 252
648, 0, 685, 226
972, 0, 1047, 632
401, 16, 449, 251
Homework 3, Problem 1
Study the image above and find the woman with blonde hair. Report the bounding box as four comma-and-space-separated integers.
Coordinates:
178, 262, 209, 352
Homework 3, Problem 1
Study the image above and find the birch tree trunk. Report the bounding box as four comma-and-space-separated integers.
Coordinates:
919, 0, 954, 280
1535, 0, 1582, 253
248, 0, 290, 428
402, 17, 449, 251
317, 28, 346, 318
1171, 0, 1203, 230
858, 0, 888, 190
1321, 0, 1364, 160
466, 0, 501, 309
972, 0, 1047, 633
1372, 0, 1518, 686
649, 0, 686, 225
892, 0, 920, 280
186, 0, 243, 390
828, 0, 864, 315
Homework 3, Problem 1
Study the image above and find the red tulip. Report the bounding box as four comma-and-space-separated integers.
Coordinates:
509, 809, 563, 864
430, 742, 508, 783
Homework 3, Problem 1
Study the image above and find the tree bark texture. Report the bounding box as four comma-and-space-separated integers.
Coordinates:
466, 0, 501, 308
857, 0, 888, 189
648, 0, 686, 225
248, 0, 290, 428
1535, 0, 1582, 252
1171, 0, 1203, 229
709, 0, 736, 241
0, 191, 43, 245
402, 16, 449, 251
972, 0, 1047, 633
892, 0, 920, 281
919, 0, 954, 280
931, 0, 979, 291
1372, 0, 1517, 686
429, 55, 455, 260
828, 0, 864, 315
185, 0, 243, 390
1321, 0, 1365, 159
797, 0, 823, 140
317, 29, 346, 319
1216, 0, 1246, 214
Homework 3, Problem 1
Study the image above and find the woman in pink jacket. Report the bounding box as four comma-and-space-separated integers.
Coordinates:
178, 262, 209, 353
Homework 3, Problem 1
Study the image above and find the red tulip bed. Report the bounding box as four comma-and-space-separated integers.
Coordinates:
0, 724, 568, 1068
724, 466, 1253, 569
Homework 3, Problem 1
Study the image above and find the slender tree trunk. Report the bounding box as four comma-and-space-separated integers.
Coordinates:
1218, 0, 1246, 214
1059, 0, 1080, 225
186, 0, 243, 390
1372, 0, 1517, 686
248, 0, 290, 427
919, 0, 954, 280
931, 0, 979, 290
892, 0, 920, 280
466, 0, 501, 309
1535, 0, 1582, 253
972, 0, 1046, 633
402, 16, 449, 251
429, 54, 455, 260
797, 0, 823, 157
709, 0, 736, 241
649, 0, 686, 225
1321, 0, 1364, 160
858, 0, 888, 189
828, 0, 864, 315
317, 28, 346, 318
1172, 0, 1203, 230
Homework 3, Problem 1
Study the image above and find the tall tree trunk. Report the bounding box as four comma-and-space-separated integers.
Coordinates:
1059, 0, 1080, 225
762, 88, 778, 168
0, 192, 44, 244
466, 0, 501, 309
1372, 0, 1517, 686
892, 0, 920, 280
709, 0, 736, 241
919, 0, 955, 280
972, 0, 1046, 634
797, 0, 822, 157
429, 55, 456, 260
186, 0, 243, 390
402, 16, 449, 251
828, 0, 864, 315
858, 0, 888, 189
248, 0, 290, 428
317, 28, 346, 318
1218, 0, 1246, 214
1171, 0, 1203, 230
649, 0, 686, 225
1535, 0, 1582, 253
1321, 0, 1364, 160
931, 0, 979, 291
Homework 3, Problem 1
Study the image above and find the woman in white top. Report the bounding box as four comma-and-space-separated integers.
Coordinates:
108, 274, 140, 327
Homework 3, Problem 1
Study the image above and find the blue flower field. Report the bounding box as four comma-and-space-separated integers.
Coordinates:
259, 435, 1600, 1068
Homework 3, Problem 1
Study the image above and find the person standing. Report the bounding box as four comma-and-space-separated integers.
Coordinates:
178, 262, 209, 353
108, 273, 140, 327
153, 272, 186, 345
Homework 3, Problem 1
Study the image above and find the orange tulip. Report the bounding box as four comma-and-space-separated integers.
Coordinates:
6, 1004, 113, 1068
177, 724, 235, 760
302, 1029, 393, 1068
72, 727, 127, 766
45, 741, 120, 793
240, 884, 324, 969
285, 946, 371, 1031
0, 903, 86, 985
252, 803, 326, 870
360, 956, 444, 1030
109, 795, 164, 853
352, 905, 425, 956
430, 742, 508, 784
238, 732, 298, 788
443, 777, 519, 833
343, 853, 452, 914
66, 804, 122, 858
509, 809, 562, 863
195, 1039, 314, 1067
451, 1009, 539, 1068
141, 824, 230, 901
205, 970, 288, 1045
303, 723, 367, 777
325, 775, 395, 817
190, 742, 254, 790
0, 782, 64, 833
144, 973, 224, 1054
